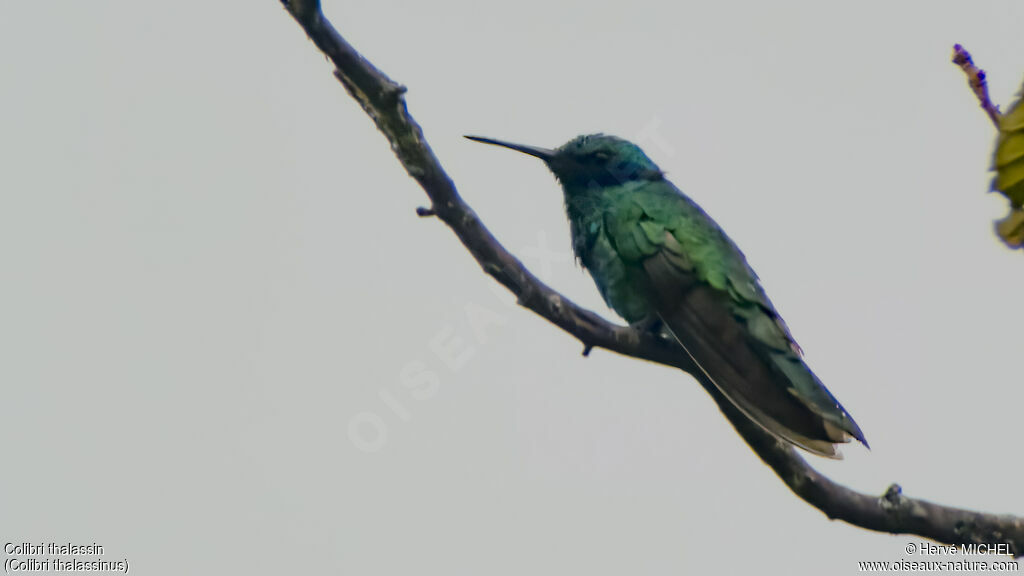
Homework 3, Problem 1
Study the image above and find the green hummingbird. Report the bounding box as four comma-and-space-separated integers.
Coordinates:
466, 133, 867, 458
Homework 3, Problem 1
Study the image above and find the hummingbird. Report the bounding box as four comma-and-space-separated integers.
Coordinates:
466, 133, 867, 458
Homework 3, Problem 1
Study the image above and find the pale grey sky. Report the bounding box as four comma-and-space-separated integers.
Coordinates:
2, 1, 1023, 574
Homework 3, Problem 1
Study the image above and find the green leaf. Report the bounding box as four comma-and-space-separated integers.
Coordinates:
993, 159, 1024, 204
992, 79, 1024, 209
994, 131, 1024, 168
995, 208, 1024, 248
999, 94, 1024, 132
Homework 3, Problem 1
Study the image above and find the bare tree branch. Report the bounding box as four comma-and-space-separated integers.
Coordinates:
953, 44, 1001, 128
281, 0, 1024, 556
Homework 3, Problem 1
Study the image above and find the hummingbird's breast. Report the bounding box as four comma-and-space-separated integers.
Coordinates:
566, 191, 657, 324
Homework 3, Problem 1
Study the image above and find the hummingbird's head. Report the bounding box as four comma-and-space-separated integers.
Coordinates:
465, 133, 663, 189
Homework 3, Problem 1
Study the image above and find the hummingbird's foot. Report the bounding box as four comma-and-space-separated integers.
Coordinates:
630, 316, 674, 341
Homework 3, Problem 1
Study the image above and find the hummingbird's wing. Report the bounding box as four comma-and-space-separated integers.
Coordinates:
603, 186, 866, 458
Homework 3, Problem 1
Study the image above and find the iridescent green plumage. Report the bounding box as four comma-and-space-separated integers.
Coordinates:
467, 133, 867, 458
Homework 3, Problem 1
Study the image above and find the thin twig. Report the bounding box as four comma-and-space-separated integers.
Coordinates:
953, 44, 1002, 128
281, 0, 1024, 555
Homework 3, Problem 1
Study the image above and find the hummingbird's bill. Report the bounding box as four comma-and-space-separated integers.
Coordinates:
464, 135, 555, 161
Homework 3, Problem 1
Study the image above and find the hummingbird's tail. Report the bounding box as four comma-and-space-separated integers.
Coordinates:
662, 311, 849, 458
643, 255, 867, 459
